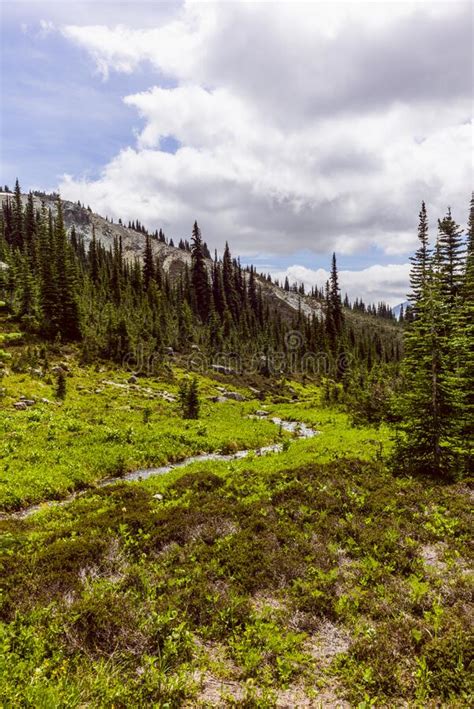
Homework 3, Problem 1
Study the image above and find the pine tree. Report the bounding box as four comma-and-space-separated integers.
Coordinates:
190, 221, 210, 322
54, 199, 81, 340
394, 206, 460, 477
143, 234, 155, 290
409, 201, 430, 310
55, 369, 67, 399
437, 209, 465, 304
38, 205, 59, 337
179, 377, 200, 419
11, 179, 23, 250
329, 252, 343, 335
455, 194, 474, 472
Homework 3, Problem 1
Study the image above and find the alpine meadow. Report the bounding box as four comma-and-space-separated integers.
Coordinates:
0, 1, 472, 707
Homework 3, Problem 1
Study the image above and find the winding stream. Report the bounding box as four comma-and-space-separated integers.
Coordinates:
1, 417, 319, 521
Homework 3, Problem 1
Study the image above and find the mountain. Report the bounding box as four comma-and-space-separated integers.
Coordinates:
391, 300, 410, 320
0, 190, 325, 323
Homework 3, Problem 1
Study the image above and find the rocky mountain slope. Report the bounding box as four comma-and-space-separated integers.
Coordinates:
1, 191, 324, 322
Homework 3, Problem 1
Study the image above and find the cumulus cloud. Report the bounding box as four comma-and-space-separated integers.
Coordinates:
272, 263, 411, 306
56, 0, 471, 292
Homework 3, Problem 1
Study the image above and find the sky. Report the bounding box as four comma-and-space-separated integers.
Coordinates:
0, 0, 472, 305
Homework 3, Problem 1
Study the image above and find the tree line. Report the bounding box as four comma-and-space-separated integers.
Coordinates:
0, 180, 402, 382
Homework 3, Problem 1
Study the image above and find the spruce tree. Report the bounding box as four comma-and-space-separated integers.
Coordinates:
409, 201, 430, 310
191, 221, 210, 322
329, 252, 343, 335
143, 234, 155, 289
11, 179, 23, 250
437, 208, 465, 304
54, 199, 81, 340
455, 194, 474, 472
394, 206, 460, 477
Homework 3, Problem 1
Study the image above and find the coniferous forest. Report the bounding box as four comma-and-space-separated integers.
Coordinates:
0, 182, 472, 707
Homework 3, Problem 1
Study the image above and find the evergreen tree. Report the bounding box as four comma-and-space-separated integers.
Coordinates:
11, 179, 23, 250
143, 234, 155, 290
55, 369, 67, 399
54, 199, 81, 340
437, 209, 465, 304
394, 205, 462, 478
409, 201, 430, 309
190, 221, 210, 322
329, 253, 343, 335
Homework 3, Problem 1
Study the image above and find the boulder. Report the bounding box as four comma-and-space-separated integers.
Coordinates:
225, 391, 246, 402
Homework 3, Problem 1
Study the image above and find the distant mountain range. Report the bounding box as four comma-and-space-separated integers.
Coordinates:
392, 301, 410, 319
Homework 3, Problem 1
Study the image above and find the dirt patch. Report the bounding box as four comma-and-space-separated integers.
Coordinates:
420, 543, 447, 573
306, 621, 351, 666
276, 681, 350, 708
251, 592, 287, 614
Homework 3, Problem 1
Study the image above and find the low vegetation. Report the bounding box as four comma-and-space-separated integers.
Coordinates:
0, 354, 472, 706
0, 190, 472, 705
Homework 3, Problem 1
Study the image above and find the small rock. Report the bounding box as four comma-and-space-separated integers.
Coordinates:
212, 396, 228, 403
165, 347, 174, 356
255, 410, 269, 416
191, 344, 201, 351
40, 397, 52, 404
225, 391, 246, 402
153, 493, 164, 500
94, 388, 102, 394
210, 364, 236, 375
30, 368, 44, 378
128, 375, 138, 384
13, 401, 27, 410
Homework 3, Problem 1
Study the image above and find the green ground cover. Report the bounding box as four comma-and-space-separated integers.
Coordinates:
0, 357, 472, 706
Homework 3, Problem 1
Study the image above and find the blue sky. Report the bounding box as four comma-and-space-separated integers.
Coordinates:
0, 1, 470, 304
1, 9, 164, 189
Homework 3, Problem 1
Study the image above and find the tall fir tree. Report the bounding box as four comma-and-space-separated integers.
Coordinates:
191, 221, 210, 322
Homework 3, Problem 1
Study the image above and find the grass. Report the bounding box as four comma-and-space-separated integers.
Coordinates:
0, 364, 290, 510
0, 350, 472, 706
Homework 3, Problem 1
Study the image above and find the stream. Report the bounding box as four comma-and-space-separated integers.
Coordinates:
1, 417, 319, 521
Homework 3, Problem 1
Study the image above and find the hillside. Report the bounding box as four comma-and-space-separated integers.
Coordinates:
0, 191, 404, 335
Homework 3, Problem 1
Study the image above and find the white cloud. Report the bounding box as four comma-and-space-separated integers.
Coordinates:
272, 263, 411, 306
55, 1, 471, 269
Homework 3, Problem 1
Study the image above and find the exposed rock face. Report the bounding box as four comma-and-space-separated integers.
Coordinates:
0, 192, 324, 324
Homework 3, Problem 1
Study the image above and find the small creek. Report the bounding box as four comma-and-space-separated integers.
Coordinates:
1, 417, 319, 521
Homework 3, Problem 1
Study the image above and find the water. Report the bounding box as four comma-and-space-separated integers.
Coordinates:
1, 416, 319, 520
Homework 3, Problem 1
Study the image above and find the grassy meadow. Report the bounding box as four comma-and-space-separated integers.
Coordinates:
0, 347, 472, 706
